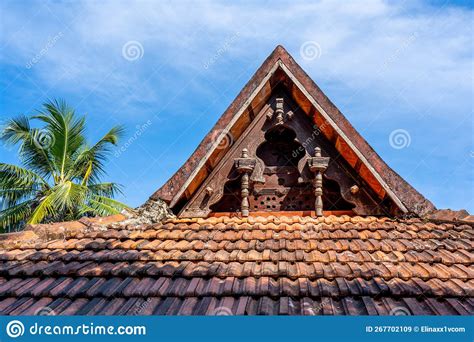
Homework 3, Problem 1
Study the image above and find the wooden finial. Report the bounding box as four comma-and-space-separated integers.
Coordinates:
307, 146, 330, 217
241, 172, 250, 217
314, 147, 321, 157
234, 148, 256, 217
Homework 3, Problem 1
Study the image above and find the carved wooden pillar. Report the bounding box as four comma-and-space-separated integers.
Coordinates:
307, 147, 330, 216
234, 148, 256, 217
241, 172, 250, 216
275, 98, 284, 125
267, 98, 293, 125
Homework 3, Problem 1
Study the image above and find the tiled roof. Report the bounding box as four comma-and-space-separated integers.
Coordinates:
0, 215, 472, 315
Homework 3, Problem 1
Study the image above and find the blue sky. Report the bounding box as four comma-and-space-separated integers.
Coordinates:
0, 0, 473, 212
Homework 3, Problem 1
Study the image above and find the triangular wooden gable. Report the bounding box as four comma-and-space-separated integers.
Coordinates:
151, 46, 435, 218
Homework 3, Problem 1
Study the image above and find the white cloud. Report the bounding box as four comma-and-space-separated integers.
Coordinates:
1, 0, 471, 118
1, 0, 472, 210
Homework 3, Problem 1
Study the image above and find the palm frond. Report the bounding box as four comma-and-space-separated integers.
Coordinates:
0, 188, 40, 207
0, 115, 31, 145
96, 125, 125, 145
34, 99, 86, 181
0, 163, 47, 188
1, 117, 57, 177
0, 200, 34, 230
0, 163, 47, 206
28, 193, 56, 224
88, 194, 129, 216
76, 204, 96, 217
71, 125, 124, 183
92, 195, 129, 209
50, 181, 87, 212
87, 182, 123, 198
88, 198, 120, 216
19, 136, 57, 178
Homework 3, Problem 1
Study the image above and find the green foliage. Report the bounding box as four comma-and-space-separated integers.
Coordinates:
0, 99, 129, 231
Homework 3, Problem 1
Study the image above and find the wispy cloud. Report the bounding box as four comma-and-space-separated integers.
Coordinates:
0, 0, 472, 210
1, 1, 471, 112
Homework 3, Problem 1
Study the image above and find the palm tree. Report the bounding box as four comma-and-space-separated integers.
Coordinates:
0, 99, 129, 231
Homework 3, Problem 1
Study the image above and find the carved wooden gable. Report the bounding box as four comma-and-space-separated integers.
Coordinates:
179, 87, 394, 218
154, 46, 435, 218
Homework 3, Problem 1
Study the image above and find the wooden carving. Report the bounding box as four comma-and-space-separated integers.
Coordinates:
234, 148, 257, 216
178, 88, 393, 217
307, 147, 330, 216
267, 98, 293, 125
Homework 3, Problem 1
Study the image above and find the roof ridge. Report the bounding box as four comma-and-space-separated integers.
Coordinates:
2, 209, 472, 247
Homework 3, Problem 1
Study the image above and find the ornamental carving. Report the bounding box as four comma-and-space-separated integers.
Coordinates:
178, 90, 392, 218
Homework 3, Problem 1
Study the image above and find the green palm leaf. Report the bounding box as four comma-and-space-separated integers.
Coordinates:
87, 182, 123, 198
88, 195, 126, 217
34, 99, 86, 181
0, 163, 47, 206
0, 199, 35, 230
1, 117, 57, 178
71, 125, 124, 184
0, 163, 47, 187
1, 115, 31, 145
1, 99, 130, 230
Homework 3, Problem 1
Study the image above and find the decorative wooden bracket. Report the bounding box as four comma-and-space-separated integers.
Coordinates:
178, 93, 394, 218
307, 147, 330, 216
234, 148, 257, 216
266, 98, 293, 125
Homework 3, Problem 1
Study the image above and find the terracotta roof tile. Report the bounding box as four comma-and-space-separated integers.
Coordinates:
0, 215, 472, 315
